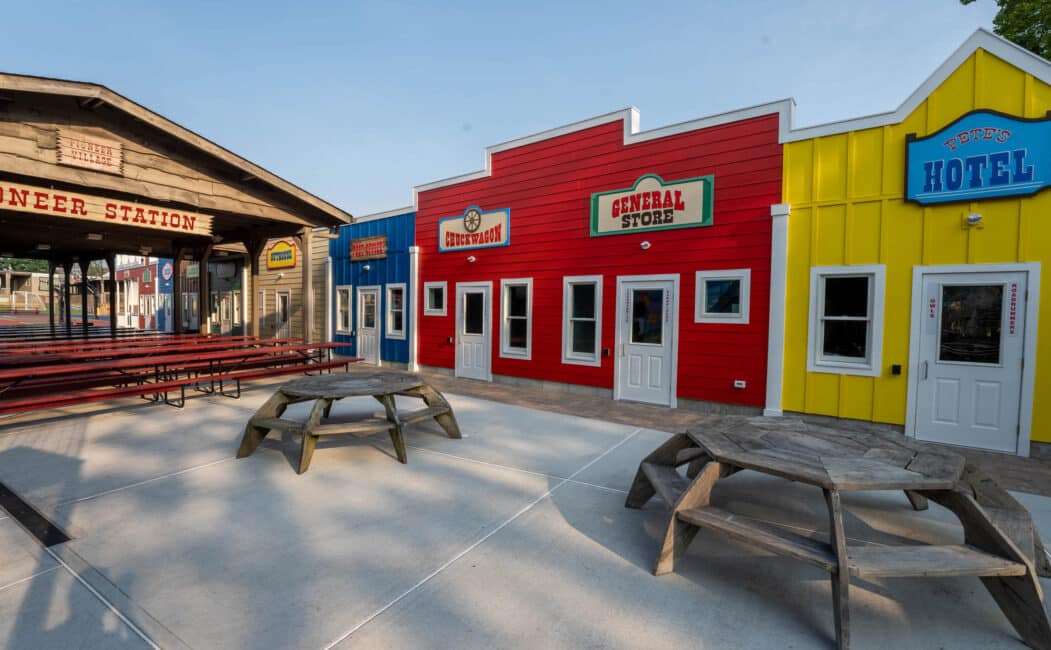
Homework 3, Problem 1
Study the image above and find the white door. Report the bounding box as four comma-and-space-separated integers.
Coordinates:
455, 283, 491, 381
914, 272, 1026, 452
357, 286, 381, 365
275, 290, 291, 339
616, 277, 678, 406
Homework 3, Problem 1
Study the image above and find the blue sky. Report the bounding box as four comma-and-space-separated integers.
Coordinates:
0, 1, 998, 216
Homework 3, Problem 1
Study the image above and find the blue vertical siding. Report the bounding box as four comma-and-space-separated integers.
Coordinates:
330, 211, 414, 362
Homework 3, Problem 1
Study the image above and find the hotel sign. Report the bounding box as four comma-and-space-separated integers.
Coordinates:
0, 180, 212, 236
350, 234, 388, 261
266, 240, 298, 270
590, 174, 713, 236
438, 206, 510, 252
906, 110, 1049, 204
57, 129, 124, 176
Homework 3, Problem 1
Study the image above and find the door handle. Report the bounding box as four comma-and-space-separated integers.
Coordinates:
921, 361, 928, 380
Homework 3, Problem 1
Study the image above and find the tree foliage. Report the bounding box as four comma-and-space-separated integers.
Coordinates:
0, 258, 48, 273
963, 0, 1051, 59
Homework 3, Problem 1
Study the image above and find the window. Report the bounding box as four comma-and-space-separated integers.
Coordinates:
335, 285, 352, 334
500, 278, 532, 359
807, 265, 886, 376
562, 275, 603, 366
695, 269, 750, 324
424, 281, 447, 316
258, 290, 266, 318
386, 283, 406, 339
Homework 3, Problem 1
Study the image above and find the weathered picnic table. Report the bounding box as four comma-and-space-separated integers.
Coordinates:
626, 415, 1051, 650
236, 371, 461, 474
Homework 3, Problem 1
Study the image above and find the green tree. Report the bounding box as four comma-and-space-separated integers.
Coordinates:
963, 0, 1051, 58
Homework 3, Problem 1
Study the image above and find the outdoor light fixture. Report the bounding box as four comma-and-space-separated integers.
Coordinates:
640, 241, 651, 250
362, 264, 371, 272
467, 255, 476, 263
35, 243, 51, 251
86, 233, 103, 241
966, 212, 983, 226
139, 246, 152, 255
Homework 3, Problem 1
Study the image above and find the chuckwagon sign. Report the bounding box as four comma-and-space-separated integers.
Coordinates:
266, 240, 298, 270
906, 110, 1050, 204
0, 180, 212, 236
590, 174, 713, 236
438, 206, 510, 252
350, 234, 388, 261
57, 129, 124, 176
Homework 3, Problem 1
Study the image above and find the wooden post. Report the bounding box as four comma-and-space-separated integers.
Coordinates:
172, 248, 184, 335
106, 253, 117, 337
61, 259, 73, 333
245, 238, 264, 339
298, 228, 313, 343
197, 246, 213, 334
47, 260, 56, 333
80, 259, 89, 336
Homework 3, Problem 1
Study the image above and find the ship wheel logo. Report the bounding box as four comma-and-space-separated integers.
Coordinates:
463, 208, 482, 233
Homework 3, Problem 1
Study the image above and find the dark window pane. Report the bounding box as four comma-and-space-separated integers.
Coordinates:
509, 317, 527, 348
571, 321, 596, 354
572, 283, 595, 319
824, 276, 869, 317
705, 279, 740, 314
939, 284, 1002, 363
391, 288, 403, 310
393, 310, 404, 332
631, 289, 663, 344
464, 292, 483, 334
507, 285, 527, 317
429, 287, 443, 310
822, 320, 867, 358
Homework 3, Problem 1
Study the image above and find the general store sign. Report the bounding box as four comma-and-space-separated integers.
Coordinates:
350, 234, 388, 261
438, 206, 510, 252
0, 180, 212, 236
57, 129, 124, 175
906, 110, 1050, 204
590, 174, 713, 237
266, 240, 297, 270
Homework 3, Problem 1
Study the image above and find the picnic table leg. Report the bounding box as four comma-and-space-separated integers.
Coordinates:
654, 460, 726, 576
377, 394, 408, 463
625, 433, 695, 509
823, 488, 850, 650
411, 384, 462, 439
237, 390, 292, 458
298, 398, 331, 474
904, 490, 929, 511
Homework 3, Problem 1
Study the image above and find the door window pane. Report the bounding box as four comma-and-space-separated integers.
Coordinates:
464, 292, 484, 334
939, 284, 1003, 364
362, 293, 376, 328
704, 279, 740, 314
631, 289, 663, 344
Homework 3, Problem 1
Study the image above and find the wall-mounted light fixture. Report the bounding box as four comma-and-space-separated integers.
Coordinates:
35, 243, 51, 251
640, 241, 651, 250
963, 212, 984, 230
467, 255, 476, 263
86, 233, 103, 241
362, 264, 371, 272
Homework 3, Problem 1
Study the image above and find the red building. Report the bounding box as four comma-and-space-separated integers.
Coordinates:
414, 103, 790, 408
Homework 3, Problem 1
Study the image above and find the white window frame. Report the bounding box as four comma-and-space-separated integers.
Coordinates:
386, 283, 407, 340
807, 264, 886, 377
561, 275, 603, 366
335, 284, 352, 334
258, 290, 266, 318
423, 281, 447, 316
500, 277, 532, 360
695, 269, 750, 324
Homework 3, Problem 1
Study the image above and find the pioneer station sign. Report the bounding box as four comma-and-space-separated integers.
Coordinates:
590, 173, 713, 236
57, 129, 124, 175
0, 180, 212, 236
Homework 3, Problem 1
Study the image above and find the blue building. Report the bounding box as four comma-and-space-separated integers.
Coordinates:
330, 209, 415, 366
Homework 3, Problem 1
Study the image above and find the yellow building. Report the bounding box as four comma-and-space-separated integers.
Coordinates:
766, 30, 1049, 456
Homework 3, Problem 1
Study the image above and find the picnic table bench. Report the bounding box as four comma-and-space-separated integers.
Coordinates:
626, 414, 1051, 650
237, 371, 461, 474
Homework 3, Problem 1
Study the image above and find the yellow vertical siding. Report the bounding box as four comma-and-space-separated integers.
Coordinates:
783, 49, 1051, 442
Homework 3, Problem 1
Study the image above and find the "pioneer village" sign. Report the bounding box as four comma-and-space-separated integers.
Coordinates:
56, 129, 124, 176
590, 174, 713, 236
0, 180, 212, 236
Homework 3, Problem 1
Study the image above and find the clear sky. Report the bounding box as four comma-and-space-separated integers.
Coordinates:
0, 1, 998, 216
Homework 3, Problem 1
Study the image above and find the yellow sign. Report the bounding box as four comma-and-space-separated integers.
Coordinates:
0, 180, 212, 236
266, 240, 298, 270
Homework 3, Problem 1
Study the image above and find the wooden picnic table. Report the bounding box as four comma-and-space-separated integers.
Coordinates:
626, 415, 1051, 650
236, 370, 462, 474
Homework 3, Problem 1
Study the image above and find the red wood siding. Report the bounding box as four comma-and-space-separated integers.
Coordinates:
417, 114, 782, 406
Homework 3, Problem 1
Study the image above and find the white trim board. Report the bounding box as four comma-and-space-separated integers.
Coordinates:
352, 206, 415, 224
904, 263, 1041, 457
404, 29, 1048, 205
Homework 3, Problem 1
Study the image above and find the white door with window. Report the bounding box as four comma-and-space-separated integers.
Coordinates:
456, 282, 491, 381
357, 286, 381, 365
913, 271, 1027, 453
275, 290, 291, 339
615, 276, 678, 406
